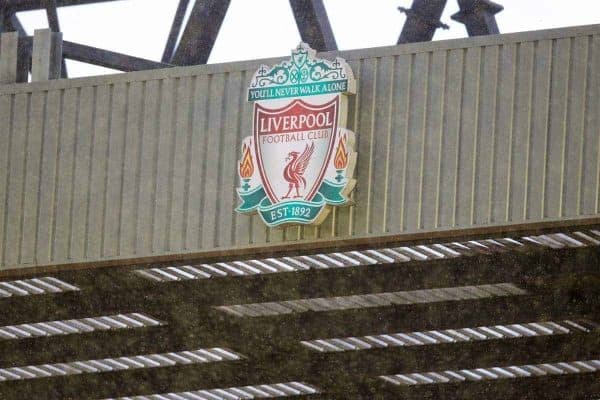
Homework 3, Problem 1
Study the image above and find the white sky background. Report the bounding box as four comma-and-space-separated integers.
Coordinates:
16, 0, 600, 78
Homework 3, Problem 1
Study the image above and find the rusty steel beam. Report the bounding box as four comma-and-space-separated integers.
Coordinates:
0, 7, 5, 33
43, 0, 60, 32
16, 36, 172, 72
170, 0, 231, 66
289, 0, 337, 52
61, 40, 172, 71
4, 12, 27, 37
397, 0, 449, 44
161, 0, 190, 63
451, 0, 503, 36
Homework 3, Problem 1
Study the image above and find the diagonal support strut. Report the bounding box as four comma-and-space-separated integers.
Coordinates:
289, 0, 337, 52
162, 0, 190, 63
170, 0, 231, 66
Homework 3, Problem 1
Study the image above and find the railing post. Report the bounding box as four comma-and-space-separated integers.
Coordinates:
31, 28, 62, 81
0, 31, 19, 84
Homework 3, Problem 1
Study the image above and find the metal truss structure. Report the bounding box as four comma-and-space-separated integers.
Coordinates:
0, 0, 503, 79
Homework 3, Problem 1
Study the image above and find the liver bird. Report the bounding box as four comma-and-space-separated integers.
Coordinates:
282, 142, 315, 199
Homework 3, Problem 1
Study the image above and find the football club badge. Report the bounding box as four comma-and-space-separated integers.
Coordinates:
236, 43, 357, 227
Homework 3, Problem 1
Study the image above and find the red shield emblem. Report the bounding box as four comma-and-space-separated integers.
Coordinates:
253, 98, 339, 204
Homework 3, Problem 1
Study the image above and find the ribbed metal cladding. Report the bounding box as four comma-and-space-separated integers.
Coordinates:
215, 283, 527, 317
0, 348, 242, 382
0, 313, 162, 340
301, 319, 597, 352
132, 229, 600, 282
103, 381, 319, 400
0, 25, 599, 269
0, 277, 79, 297
380, 359, 600, 386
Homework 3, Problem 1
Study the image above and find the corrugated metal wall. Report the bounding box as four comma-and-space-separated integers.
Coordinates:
0, 25, 599, 269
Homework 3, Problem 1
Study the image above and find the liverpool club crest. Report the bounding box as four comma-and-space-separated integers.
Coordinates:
236, 43, 357, 227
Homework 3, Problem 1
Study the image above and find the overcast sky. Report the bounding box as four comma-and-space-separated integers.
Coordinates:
16, 0, 600, 77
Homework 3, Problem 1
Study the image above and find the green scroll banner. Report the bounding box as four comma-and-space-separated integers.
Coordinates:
236, 180, 346, 227
248, 79, 349, 101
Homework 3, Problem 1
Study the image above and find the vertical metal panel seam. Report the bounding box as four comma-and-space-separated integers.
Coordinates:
540, 40, 554, 219
348, 61, 362, 235
400, 54, 413, 230
182, 75, 198, 249
544, 39, 558, 219
153, 78, 176, 253
382, 56, 397, 233
495, 43, 516, 224
171, 77, 194, 248
584, 34, 598, 214
66, 87, 82, 259
33, 91, 49, 263
576, 36, 591, 215
132, 82, 147, 254
487, 46, 500, 223
438, 50, 461, 228
417, 52, 431, 229
558, 38, 573, 217
85, 85, 109, 259
523, 41, 536, 220
385, 55, 407, 233
0, 95, 14, 266
230, 72, 245, 244
489, 45, 502, 223
149, 80, 162, 253
69, 86, 92, 259
16, 93, 31, 264
49, 89, 65, 260
214, 73, 230, 246
435, 50, 450, 228
452, 48, 467, 227
506, 43, 520, 222
367, 56, 391, 235
100, 84, 114, 257
233, 71, 248, 244
229, 70, 248, 246
366, 58, 378, 233
217, 71, 241, 245
83, 86, 98, 258
352, 58, 376, 238
469, 48, 483, 226
197, 74, 212, 248
568, 37, 588, 217
165, 78, 179, 251
137, 80, 160, 253
116, 83, 131, 256
362, 56, 376, 234
449, 50, 460, 227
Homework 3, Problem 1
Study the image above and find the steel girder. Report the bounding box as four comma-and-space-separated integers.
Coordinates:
398, 0, 449, 44
451, 0, 503, 36
289, 0, 337, 52
170, 0, 231, 66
